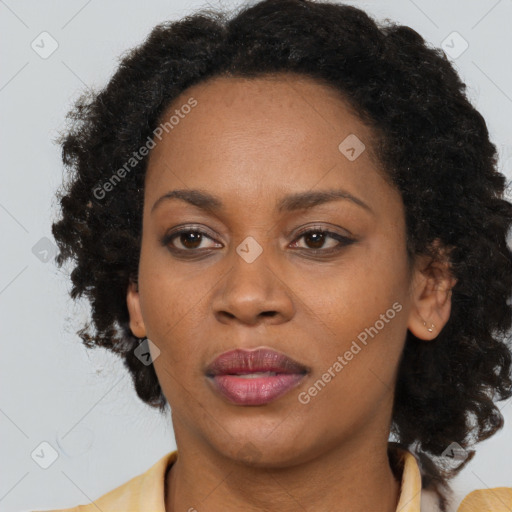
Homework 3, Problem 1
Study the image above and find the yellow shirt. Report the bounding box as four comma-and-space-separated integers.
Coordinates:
33, 445, 512, 512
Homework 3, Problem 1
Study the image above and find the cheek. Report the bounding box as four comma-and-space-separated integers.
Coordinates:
295, 245, 410, 397
138, 259, 218, 373
301, 240, 408, 329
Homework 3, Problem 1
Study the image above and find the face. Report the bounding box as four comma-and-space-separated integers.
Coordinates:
127, 73, 442, 467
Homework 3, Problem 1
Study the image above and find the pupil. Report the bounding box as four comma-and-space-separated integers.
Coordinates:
306, 232, 324, 249
182, 232, 202, 249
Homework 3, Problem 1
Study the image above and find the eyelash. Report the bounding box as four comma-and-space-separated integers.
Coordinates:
161, 225, 356, 257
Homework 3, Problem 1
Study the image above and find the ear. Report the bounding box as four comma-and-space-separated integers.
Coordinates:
407, 241, 457, 340
127, 279, 147, 338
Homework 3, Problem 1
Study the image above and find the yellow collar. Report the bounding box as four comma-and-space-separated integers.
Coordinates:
42, 444, 512, 511
391, 444, 424, 511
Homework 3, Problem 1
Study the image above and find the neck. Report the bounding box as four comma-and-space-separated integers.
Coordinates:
165, 424, 401, 512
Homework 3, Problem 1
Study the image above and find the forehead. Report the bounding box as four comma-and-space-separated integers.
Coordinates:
144, 73, 394, 214
149, 73, 371, 160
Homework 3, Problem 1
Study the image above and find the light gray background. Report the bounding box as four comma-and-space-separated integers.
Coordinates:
1, 1, 511, 511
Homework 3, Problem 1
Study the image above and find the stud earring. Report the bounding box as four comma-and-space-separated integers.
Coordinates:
423, 321, 435, 332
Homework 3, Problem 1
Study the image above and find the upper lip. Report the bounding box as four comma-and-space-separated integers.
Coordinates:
205, 347, 309, 376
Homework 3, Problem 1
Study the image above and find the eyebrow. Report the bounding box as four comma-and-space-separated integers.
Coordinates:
151, 188, 374, 215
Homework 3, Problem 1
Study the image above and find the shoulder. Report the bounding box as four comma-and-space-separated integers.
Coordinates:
30, 451, 177, 512
457, 487, 512, 512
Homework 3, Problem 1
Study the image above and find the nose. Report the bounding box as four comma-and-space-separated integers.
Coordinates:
211, 246, 295, 326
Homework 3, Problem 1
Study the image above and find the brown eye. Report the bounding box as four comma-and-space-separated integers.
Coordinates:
290, 228, 354, 252
302, 231, 328, 249
177, 231, 203, 249
161, 225, 355, 259
163, 228, 221, 251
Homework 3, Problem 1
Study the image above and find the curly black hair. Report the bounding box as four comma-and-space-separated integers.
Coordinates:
51, 0, 512, 505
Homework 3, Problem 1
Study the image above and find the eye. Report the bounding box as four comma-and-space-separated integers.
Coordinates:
289, 227, 355, 253
163, 227, 221, 251
161, 225, 356, 256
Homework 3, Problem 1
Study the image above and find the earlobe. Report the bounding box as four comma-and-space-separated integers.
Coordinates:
407, 246, 457, 341
126, 279, 147, 338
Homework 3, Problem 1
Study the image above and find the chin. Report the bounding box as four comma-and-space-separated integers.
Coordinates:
212, 428, 315, 468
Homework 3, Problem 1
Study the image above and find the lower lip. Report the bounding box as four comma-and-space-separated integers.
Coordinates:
208, 373, 306, 405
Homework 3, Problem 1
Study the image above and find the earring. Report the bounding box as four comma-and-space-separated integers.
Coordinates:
423, 321, 435, 332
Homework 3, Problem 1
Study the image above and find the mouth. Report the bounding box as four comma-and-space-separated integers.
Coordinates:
205, 347, 309, 406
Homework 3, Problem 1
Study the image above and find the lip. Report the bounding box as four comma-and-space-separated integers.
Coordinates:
205, 347, 309, 405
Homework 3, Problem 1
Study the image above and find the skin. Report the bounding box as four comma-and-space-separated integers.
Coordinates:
126, 73, 455, 512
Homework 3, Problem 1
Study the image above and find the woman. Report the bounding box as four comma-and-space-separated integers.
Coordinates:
42, 0, 512, 510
